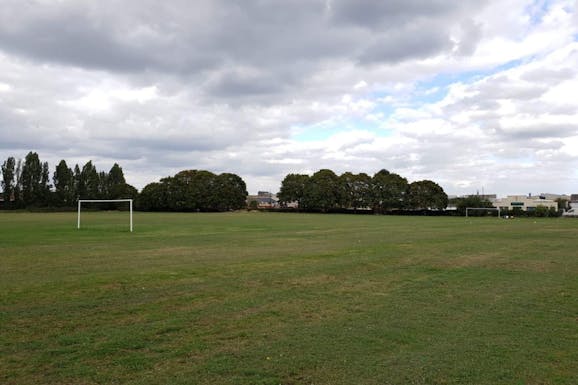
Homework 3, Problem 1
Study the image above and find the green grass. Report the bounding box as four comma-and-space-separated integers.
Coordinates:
1, 211, 577, 384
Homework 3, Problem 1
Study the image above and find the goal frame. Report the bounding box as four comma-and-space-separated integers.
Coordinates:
465, 207, 501, 218
77, 199, 133, 232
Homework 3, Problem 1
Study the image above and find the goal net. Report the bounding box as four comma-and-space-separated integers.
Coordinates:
465, 207, 501, 218
76, 199, 132, 232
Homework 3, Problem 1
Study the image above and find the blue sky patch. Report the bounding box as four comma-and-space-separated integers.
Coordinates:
526, 0, 551, 26
292, 119, 392, 142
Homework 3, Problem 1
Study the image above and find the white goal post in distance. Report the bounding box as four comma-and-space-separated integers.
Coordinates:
465, 207, 501, 218
77, 199, 133, 232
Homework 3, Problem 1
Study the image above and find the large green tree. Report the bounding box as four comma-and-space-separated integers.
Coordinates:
20, 152, 43, 206
139, 169, 245, 212
138, 182, 169, 211
408, 180, 448, 210
372, 170, 408, 213
339, 172, 372, 211
1, 157, 16, 208
278, 174, 309, 208
73, 164, 83, 199
13, 159, 23, 208
214, 173, 247, 211
301, 169, 341, 212
53, 160, 75, 206
101, 163, 137, 204
80, 161, 99, 199
98, 171, 108, 199
107, 163, 126, 199
173, 170, 217, 211
40, 161, 51, 205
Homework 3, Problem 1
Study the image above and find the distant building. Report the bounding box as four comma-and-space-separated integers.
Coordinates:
540, 193, 570, 201
247, 191, 279, 208
493, 195, 557, 212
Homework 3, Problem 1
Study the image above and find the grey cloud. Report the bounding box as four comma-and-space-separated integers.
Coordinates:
0, 103, 74, 153
475, 77, 549, 100
207, 71, 289, 100
0, 3, 222, 74
329, 0, 470, 29
456, 19, 483, 56
0, 18, 150, 73
521, 67, 575, 83
518, 102, 578, 116
329, 0, 485, 62
338, 136, 376, 152
0, 0, 331, 73
0, 0, 486, 95
499, 123, 578, 141
0, 107, 24, 148
359, 26, 453, 64
91, 138, 224, 161
127, 136, 234, 154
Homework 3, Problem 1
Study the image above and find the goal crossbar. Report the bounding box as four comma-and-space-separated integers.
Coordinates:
465, 207, 500, 218
77, 199, 133, 232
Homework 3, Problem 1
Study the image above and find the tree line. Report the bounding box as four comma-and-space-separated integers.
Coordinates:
138, 170, 247, 211
277, 169, 448, 212
1, 152, 137, 209
2, 152, 450, 213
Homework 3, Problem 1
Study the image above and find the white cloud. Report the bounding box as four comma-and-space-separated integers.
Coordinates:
0, 0, 577, 197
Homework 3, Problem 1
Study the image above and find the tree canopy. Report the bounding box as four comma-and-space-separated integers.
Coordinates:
301, 169, 341, 212
1, 157, 16, 209
1, 153, 136, 208
277, 173, 309, 208
278, 169, 449, 213
2, 151, 452, 215
340, 172, 372, 212
372, 170, 408, 213
138, 170, 247, 212
407, 180, 448, 210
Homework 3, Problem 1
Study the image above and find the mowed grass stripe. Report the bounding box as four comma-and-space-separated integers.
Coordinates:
1, 212, 577, 384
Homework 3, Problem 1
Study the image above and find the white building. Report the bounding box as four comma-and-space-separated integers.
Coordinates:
247, 191, 279, 208
493, 195, 557, 212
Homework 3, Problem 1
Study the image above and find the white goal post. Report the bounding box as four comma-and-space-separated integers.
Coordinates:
465, 207, 501, 218
77, 199, 133, 232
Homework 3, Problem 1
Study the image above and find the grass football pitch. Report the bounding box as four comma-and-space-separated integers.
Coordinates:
1, 211, 577, 384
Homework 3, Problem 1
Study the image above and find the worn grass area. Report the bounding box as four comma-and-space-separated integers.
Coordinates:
1, 212, 577, 384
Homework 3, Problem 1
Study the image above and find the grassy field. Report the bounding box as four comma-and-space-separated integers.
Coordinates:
1, 211, 577, 385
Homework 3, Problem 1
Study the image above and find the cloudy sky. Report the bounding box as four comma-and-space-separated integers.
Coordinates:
1, 0, 577, 196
